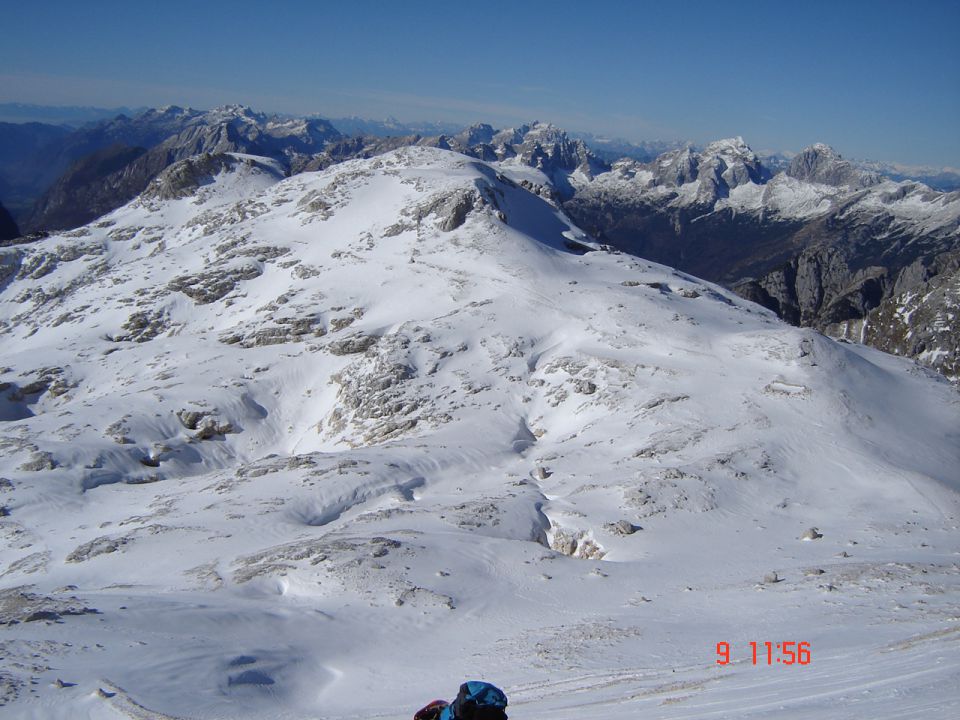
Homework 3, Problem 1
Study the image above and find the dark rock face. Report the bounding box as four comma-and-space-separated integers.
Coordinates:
829, 251, 960, 381
730, 204, 958, 331
27, 132, 221, 231
1, 108, 203, 227
0, 200, 18, 242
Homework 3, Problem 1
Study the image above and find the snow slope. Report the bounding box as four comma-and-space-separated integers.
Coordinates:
0, 147, 958, 719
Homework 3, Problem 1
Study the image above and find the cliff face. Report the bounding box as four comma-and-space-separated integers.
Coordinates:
828, 251, 960, 381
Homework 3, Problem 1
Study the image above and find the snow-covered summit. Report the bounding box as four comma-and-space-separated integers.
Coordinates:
702, 136, 755, 160
0, 145, 958, 719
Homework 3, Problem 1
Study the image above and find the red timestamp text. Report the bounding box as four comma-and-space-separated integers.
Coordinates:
716, 641, 811, 666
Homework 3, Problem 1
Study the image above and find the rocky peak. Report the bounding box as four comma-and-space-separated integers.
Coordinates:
456, 123, 496, 146
204, 104, 268, 126
644, 138, 767, 198
700, 137, 767, 189
787, 143, 880, 188
519, 121, 567, 144
650, 147, 699, 187
504, 122, 604, 179
148, 105, 193, 119
492, 124, 532, 147
702, 136, 754, 160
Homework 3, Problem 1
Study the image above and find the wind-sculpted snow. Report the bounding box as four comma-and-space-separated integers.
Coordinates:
0, 146, 958, 719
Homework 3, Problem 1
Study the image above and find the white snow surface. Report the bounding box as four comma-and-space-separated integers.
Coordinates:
0, 146, 958, 719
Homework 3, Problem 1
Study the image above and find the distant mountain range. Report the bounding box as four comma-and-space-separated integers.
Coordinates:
0, 104, 957, 380
0, 101, 149, 126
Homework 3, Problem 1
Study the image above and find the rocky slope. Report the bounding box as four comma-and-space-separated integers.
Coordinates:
0, 147, 958, 719
829, 250, 960, 382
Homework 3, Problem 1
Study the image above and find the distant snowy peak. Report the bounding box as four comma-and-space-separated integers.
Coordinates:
647, 146, 695, 185
203, 104, 270, 125
398, 121, 606, 191
454, 122, 497, 147
194, 105, 343, 150
563, 136, 960, 378
141, 104, 202, 122
682, 137, 767, 196
580, 137, 958, 226
702, 136, 756, 162
24, 105, 348, 232
497, 122, 604, 182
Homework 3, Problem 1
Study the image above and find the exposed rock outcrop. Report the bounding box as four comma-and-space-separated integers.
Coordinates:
786, 144, 880, 189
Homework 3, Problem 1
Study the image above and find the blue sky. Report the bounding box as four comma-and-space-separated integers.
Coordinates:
2, 0, 958, 166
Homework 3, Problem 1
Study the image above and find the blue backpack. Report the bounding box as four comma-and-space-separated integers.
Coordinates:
439, 681, 508, 720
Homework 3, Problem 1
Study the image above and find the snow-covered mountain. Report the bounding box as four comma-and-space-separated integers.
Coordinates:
4, 104, 959, 375
565, 139, 960, 378
22, 105, 343, 232
1, 146, 958, 719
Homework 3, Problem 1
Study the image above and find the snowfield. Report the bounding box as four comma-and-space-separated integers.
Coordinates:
0, 147, 958, 719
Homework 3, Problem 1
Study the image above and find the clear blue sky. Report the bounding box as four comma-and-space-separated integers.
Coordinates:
2, 0, 958, 167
